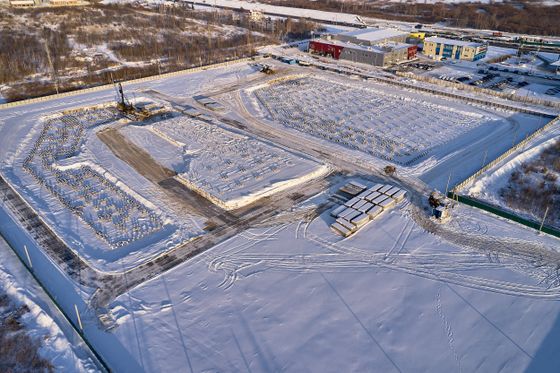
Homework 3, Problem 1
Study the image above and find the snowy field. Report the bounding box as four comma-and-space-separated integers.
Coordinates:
106, 190, 560, 372
122, 115, 328, 210
251, 75, 510, 166
1, 59, 560, 372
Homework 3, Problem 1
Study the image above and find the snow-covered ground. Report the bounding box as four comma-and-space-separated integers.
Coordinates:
106, 190, 560, 372
0, 237, 97, 372
1, 59, 559, 372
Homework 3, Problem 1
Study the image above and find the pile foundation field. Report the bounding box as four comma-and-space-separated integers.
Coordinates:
121, 115, 329, 210
249, 74, 524, 167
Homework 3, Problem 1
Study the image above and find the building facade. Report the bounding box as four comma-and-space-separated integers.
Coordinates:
423, 37, 487, 61
308, 28, 417, 67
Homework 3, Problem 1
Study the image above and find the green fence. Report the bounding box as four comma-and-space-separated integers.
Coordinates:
447, 192, 560, 238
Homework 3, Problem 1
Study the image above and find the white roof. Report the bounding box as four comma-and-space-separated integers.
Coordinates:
341, 28, 408, 43
551, 60, 560, 67
425, 36, 483, 47
314, 38, 410, 54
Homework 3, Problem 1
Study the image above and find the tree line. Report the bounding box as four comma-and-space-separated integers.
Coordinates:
261, 0, 559, 36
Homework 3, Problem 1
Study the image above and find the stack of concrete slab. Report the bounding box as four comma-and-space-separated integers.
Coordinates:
330, 181, 407, 237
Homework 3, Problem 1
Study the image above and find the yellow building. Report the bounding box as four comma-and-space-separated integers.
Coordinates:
423, 37, 487, 61
409, 32, 425, 41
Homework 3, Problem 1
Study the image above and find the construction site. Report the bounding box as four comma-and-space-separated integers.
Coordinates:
1, 55, 560, 372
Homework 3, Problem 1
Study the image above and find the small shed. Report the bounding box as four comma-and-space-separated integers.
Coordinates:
372, 194, 389, 205
365, 191, 381, 202
358, 201, 374, 213
336, 217, 356, 231
340, 208, 361, 222
353, 199, 368, 210
379, 198, 396, 209
344, 197, 361, 207
379, 184, 393, 194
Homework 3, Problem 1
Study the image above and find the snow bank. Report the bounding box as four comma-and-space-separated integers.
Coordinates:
0, 238, 95, 372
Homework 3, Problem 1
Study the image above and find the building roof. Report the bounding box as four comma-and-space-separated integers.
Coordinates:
340, 28, 408, 43
425, 36, 484, 47
313, 38, 411, 54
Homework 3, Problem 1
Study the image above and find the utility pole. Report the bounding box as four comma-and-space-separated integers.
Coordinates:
481, 149, 488, 169
539, 206, 549, 232
43, 39, 59, 94
445, 171, 452, 197
74, 304, 83, 331
24, 245, 32, 269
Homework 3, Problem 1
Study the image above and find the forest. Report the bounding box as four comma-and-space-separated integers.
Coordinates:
263, 0, 559, 36
0, 3, 318, 101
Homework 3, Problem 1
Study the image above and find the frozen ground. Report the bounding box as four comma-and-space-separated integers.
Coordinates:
121, 115, 328, 210
107, 190, 560, 372
0, 237, 97, 372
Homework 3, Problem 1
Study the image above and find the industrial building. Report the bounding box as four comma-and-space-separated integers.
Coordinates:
309, 28, 417, 67
423, 37, 487, 61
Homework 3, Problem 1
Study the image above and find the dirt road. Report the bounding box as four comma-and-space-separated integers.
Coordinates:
97, 127, 176, 183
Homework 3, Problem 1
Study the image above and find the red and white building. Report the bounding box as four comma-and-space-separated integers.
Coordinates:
309, 28, 417, 67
